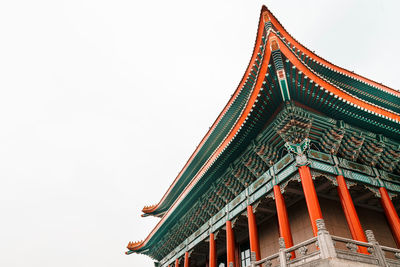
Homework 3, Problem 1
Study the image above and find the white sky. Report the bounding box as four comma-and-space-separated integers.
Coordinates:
0, 1, 399, 266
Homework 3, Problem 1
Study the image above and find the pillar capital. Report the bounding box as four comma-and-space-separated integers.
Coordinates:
285, 138, 310, 166
285, 138, 310, 155
295, 154, 309, 167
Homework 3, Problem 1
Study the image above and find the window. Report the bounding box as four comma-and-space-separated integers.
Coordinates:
240, 242, 251, 267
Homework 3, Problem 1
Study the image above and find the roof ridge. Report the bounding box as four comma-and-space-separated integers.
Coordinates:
262, 5, 400, 97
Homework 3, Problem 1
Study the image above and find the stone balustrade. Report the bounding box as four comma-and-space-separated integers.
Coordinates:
251, 219, 400, 267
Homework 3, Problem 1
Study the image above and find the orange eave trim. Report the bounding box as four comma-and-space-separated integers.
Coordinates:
142, 10, 268, 215
275, 34, 400, 122
262, 6, 400, 98
127, 36, 273, 252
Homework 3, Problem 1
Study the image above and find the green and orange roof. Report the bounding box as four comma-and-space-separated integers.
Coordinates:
127, 5, 400, 257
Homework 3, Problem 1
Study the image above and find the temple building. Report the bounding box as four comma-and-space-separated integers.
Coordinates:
126, 6, 400, 267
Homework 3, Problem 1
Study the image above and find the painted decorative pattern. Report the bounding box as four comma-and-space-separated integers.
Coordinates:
228, 192, 245, 210
250, 171, 271, 194
211, 209, 225, 225
351, 172, 374, 185
308, 149, 334, 164
339, 158, 374, 176
274, 153, 294, 174
383, 181, 400, 192
276, 164, 297, 183
309, 160, 336, 175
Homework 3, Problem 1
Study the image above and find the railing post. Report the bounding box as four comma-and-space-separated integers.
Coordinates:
365, 230, 387, 267
278, 237, 288, 267
316, 219, 337, 259
250, 247, 257, 267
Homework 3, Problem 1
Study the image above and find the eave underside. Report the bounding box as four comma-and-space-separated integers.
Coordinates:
131, 102, 400, 260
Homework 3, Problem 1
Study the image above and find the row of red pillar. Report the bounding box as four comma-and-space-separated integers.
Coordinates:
171, 165, 400, 266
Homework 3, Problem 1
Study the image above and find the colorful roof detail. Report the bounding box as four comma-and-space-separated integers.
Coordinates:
127, 5, 400, 260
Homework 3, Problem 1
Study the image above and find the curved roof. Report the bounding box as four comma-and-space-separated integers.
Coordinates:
141, 8, 268, 217
141, 5, 400, 218
127, 5, 400, 257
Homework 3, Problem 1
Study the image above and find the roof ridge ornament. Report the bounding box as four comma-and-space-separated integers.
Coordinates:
262, 12, 270, 23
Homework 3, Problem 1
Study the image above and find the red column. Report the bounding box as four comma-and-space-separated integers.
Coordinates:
246, 205, 261, 261
336, 175, 368, 253
298, 165, 323, 236
209, 233, 216, 267
184, 251, 190, 267
175, 258, 179, 267
380, 187, 400, 247
235, 246, 240, 267
273, 185, 295, 258
226, 220, 236, 266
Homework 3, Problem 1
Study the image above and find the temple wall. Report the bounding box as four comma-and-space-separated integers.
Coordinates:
258, 215, 279, 259
319, 198, 352, 238
357, 205, 396, 247
257, 197, 396, 259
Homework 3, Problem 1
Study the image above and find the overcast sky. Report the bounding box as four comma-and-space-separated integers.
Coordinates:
0, 1, 399, 266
